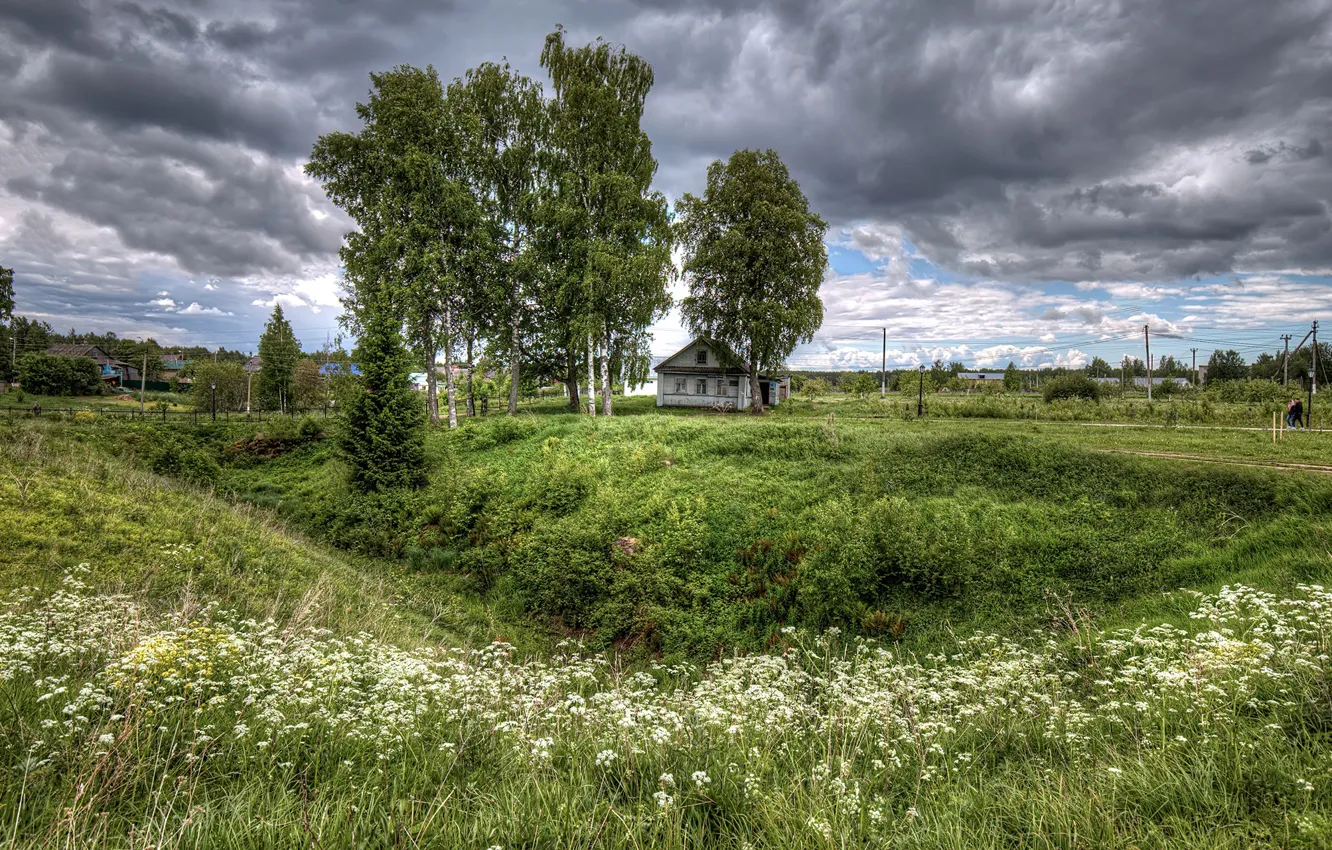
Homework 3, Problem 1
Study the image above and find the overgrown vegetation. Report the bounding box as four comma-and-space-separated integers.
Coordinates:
81, 409, 1332, 661
3, 417, 1332, 847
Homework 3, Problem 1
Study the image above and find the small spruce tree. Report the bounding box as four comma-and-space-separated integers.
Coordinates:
257, 305, 300, 411
340, 306, 426, 492
1003, 362, 1021, 392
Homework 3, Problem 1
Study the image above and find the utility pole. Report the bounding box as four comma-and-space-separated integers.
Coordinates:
880, 328, 886, 398
1281, 334, 1293, 386
1312, 320, 1319, 431
1144, 324, 1152, 401
1191, 348, 1198, 387
140, 350, 147, 418
917, 364, 925, 418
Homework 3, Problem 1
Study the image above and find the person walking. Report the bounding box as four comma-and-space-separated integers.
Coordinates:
1290, 397, 1305, 430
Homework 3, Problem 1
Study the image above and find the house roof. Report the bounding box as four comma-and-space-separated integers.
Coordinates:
244, 356, 263, 372
46, 344, 119, 364
957, 371, 1007, 380
654, 336, 752, 375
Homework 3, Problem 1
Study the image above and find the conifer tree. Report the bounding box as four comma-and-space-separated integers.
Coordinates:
257, 304, 300, 412
339, 297, 426, 492
1004, 362, 1021, 392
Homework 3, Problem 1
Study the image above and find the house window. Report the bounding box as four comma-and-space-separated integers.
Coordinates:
729, 379, 739, 387
674, 377, 687, 394
695, 379, 707, 395
696, 350, 708, 365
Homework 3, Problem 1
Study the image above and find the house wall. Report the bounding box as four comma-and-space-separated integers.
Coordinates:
657, 372, 750, 409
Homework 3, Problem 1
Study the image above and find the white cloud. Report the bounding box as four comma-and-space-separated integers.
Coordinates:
251, 294, 310, 311
179, 302, 234, 316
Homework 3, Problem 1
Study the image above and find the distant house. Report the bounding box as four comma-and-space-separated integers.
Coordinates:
319, 362, 361, 377
956, 371, 1007, 381
44, 344, 138, 386
159, 353, 191, 384
654, 337, 790, 410
244, 355, 263, 373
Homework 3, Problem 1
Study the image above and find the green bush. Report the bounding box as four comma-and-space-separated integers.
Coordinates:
1208, 379, 1287, 405
148, 438, 220, 484
297, 416, 326, 441
1042, 374, 1101, 402
17, 354, 102, 396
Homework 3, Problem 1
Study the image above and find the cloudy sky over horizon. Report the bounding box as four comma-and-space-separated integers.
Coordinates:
1, 0, 1330, 370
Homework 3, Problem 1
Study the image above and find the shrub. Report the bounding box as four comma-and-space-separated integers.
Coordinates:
1208, 379, 1287, 405
148, 439, 220, 484
1042, 374, 1101, 402
17, 354, 102, 396
297, 416, 326, 441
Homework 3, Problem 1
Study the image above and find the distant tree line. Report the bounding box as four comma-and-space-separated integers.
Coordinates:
786, 344, 1330, 396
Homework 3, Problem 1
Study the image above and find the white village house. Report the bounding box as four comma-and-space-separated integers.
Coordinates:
654, 337, 790, 410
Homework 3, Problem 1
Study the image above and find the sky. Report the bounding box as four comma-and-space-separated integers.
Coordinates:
1, 0, 1330, 371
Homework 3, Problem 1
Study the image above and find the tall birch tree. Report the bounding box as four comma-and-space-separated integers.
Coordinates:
677, 149, 827, 413
540, 26, 673, 417
449, 62, 546, 416
307, 65, 480, 428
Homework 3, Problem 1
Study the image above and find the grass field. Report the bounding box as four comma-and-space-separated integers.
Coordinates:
4, 409, 1332, 847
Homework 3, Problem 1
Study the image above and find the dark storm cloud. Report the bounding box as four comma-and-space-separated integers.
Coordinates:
2, 0, 1331, 343
629, 0, 1332, 280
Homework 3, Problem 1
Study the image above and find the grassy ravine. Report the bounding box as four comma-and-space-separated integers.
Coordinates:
4, 417, 1332, 848
110, 405, 1332, 659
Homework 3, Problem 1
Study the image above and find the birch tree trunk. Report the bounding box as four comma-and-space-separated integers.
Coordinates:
443, 311, 459, 429
424, 324, 440, 427
465, 336, 475, 417
599, 327, 613, 417
586, 331, 597, 416
566, 348, 580, 410
508, 277, 521, 416
749, 358, 764, 414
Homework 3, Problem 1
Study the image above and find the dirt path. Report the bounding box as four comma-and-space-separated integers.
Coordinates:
1091, 448, 1332, 475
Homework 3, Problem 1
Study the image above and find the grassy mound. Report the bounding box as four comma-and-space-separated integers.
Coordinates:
94, 411, 1332, 659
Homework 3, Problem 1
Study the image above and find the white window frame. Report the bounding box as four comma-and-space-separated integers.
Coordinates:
695, 378, 707, 395
696, 349, 708, 365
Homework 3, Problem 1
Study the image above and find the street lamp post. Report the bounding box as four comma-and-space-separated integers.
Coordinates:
210, 382, 217, 423
917, 364, 926, 418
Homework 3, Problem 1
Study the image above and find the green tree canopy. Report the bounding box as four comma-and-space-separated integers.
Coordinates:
1205, 349, 1249, 384
0, 263, 12, 327
17, 354, 101, 397
540, 26, 673, 416
307, 65, 484, 428
677, 148, 827, 413
257, 304, 300, 411
1003, 362, 1021, 392
448, 61, 547, 416
186, 361, 247, 412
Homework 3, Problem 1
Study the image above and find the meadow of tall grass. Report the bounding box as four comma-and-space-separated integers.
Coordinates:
2, 417, 1332, 846
4, 563, 1332, 847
